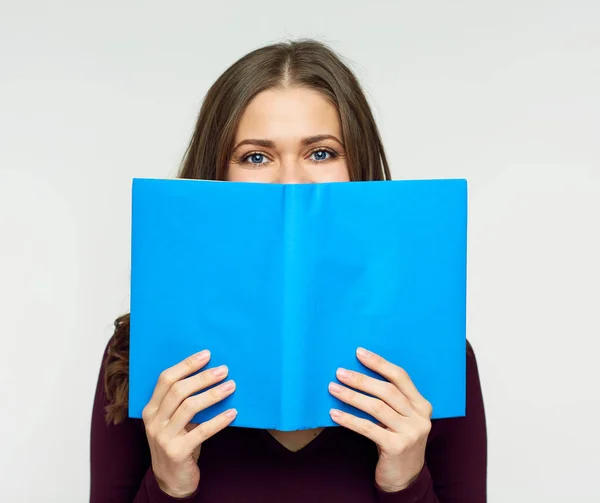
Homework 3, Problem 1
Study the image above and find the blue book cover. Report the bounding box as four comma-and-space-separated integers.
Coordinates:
129, 178, 468, 431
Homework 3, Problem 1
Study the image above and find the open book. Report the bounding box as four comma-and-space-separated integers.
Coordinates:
128, 178, 468, 430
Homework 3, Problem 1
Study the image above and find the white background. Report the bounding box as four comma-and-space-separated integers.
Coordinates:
1, 1, 599, 501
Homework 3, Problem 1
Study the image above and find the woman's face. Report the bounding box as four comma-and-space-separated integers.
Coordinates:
227, 87, 350, 183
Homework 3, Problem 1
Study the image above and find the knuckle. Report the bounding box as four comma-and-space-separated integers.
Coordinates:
200, 369, 220, 389
405, 426, 421, 443
158, 370, 175, 388
145, 423, 158, 439
354, 372, 366, 387
182, 356, 197, 372
391, 439, 408, 456
141, 405, 153, 423
345, 387, 357, 401
155, 431, 170, 450
359, 419, 375, 436
179, 397, 195, 415
393, 367, 408, 382
193, 423, 209, 442
210, 385, 222, 400
422, 400, 433, 418
169, 382, 187, 402
383, 382, 398, 397
196, 369, 211, 385
421, 418, 432, 435
370, 399, 385, 416
164, 443, 184, 462
399, 395, 412, 411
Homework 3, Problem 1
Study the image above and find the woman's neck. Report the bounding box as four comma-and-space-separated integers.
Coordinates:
267, 428, 324, 452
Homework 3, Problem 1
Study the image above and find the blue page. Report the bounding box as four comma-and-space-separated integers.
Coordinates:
129, 178, 467, 431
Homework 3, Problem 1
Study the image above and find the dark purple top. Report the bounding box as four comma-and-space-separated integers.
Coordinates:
90, 344, 487, 502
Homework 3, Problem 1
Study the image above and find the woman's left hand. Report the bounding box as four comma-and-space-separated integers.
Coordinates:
328, 347, 433, 493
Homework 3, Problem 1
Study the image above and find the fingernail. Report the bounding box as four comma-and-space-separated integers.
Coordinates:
330, 409, 342, 419
221, 380, 235, 392
329, 382, 342, 394
212, 365, 228, 377
357, 347, 372, 359
337, 368, 350, 380
225, 408, 237, 419
195, 350, 210, 361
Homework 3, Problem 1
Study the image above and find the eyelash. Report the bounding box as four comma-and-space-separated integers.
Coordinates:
239, 147, 339, 167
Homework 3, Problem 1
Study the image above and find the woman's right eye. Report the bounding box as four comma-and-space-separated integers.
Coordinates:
243, 153, 269, 165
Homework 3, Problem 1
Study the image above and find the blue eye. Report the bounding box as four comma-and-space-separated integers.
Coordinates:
242, 153, 268, 165
310, 149, 334, 162
248, 153, 266, 164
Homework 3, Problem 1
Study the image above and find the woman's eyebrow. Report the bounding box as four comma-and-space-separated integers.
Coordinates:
301, 134, 344, 147
232, 134, 344, 151
232, 138, 275, 150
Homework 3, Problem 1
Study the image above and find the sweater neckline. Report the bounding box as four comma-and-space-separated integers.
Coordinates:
258, 426, 336, 457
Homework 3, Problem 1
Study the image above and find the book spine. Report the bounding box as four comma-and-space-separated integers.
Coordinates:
281, 184, 304, 431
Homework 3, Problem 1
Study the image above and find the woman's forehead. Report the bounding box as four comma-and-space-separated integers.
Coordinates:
234, 87, 342, 142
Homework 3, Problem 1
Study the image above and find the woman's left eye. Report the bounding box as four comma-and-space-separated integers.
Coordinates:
309, 149, 336, 162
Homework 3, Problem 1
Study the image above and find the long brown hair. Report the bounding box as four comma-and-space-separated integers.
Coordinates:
104, 39, 391, 424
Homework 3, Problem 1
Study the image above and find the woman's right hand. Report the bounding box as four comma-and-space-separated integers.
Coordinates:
142, 349, 237, 497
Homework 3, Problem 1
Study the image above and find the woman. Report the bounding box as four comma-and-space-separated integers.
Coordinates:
90, 39, 487, 502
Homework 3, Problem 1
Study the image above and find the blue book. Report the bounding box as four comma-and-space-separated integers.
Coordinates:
129, 178, 468, 431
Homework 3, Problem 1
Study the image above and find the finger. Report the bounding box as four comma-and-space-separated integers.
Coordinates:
329, 408, 394, 446
336, 368, 414, 417
329, 382, 403, 430
156, 364, 230, 422
356, 348, 428, 408
183, 408, 238, 451
145, 350, 210, 416
166, 379, 237, 435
